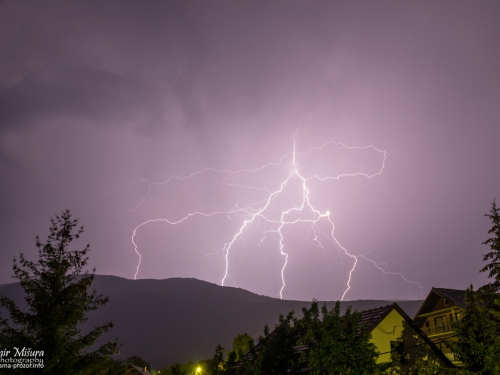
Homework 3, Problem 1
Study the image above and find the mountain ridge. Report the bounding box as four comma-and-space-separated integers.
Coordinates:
0, 275, 424, 368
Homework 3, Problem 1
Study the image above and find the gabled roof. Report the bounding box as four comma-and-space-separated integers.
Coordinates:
126, 365, 152, 375
433, 288, 466, 309
414, 287, 466, 320
359, 304, 394, 332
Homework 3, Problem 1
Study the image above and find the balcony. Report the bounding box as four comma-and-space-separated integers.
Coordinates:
422, 321, 454, 336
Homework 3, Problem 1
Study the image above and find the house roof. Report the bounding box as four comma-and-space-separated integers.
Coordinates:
414, 287, 466, 320
127, 365, 152, 375
432, 288, 466, 309
359, 304, 394, 332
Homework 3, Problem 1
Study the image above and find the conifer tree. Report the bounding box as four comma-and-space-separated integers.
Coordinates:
450, 285, 500, 374
479, 199, 500, 293
0, 210, 118, 375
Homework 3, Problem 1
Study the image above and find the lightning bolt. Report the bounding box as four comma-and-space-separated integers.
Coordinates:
129, 130, 424, 300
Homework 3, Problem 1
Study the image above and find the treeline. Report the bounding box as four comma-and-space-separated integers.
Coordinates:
157, 302, 376, 375
158, 290, 500, 375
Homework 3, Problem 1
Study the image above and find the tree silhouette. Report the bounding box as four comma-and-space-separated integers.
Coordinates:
0, 210, 118, 374
479, 199, 500, 293
298, 301, 378, 375
450, 285, 500, 374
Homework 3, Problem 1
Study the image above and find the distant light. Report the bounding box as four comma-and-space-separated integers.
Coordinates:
196, 367, 201, 373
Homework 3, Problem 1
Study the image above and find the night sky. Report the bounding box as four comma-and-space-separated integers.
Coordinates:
1, 1, 499, 301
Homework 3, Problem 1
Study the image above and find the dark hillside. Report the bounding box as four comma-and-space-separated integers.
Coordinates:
0, 275, 423, 368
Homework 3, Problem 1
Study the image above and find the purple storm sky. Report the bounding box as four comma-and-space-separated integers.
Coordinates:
1, 1, 499, 301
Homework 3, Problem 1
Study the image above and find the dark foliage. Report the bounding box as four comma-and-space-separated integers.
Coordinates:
479, 199, 500, 293
211, 344, 225, 375
227, 301, 378, 375
0, 210, 118, 375
450, 285, 500, 374
224, 333, 253, 370
249, 311, 304, 375
298, 301, 378, 375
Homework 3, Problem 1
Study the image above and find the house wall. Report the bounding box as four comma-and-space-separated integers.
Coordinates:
416, 295, 463, 363
418, 297, 462, 331
370, 309, 452, 367
369, 309, 405, 363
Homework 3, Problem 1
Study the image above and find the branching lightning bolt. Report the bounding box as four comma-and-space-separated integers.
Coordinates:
130, 130, 424, 300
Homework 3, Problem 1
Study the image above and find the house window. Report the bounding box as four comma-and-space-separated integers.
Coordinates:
391, 341, 405, 364
444, 298, 449, 306
435, 316, 444, 327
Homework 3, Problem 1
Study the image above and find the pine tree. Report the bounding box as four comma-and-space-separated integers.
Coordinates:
450, 285, 500, 374
479, 199, 500, 293
0, 210, 118, 374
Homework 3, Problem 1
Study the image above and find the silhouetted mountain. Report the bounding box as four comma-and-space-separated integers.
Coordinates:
0, 275, 423, 368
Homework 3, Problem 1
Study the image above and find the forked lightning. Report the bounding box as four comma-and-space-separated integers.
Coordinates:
130, 130, 424, 300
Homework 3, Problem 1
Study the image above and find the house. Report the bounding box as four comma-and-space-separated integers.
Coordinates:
124, 365, 153, 375
413, 287, 466, 365
359, 303, 453, 368
228, 302, 453, 373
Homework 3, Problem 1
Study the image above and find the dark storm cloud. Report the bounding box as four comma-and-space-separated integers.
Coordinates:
1, 0, 499, 301
1, 0, 332, 137
0, 68, 160, 130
